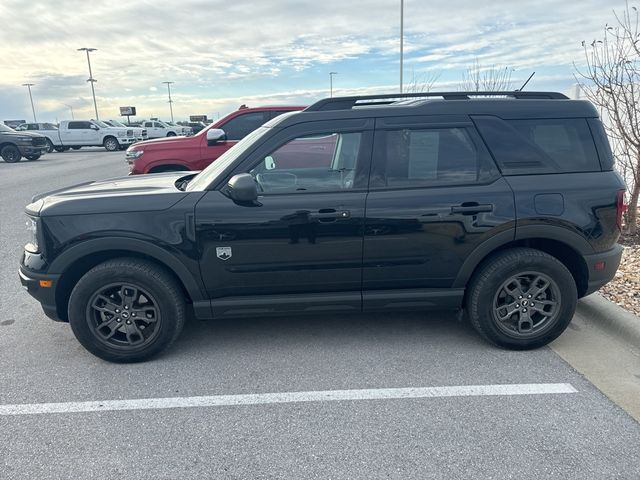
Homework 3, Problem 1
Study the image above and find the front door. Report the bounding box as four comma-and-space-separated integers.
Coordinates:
362, 116, 516, 310
195, 120, 374, 317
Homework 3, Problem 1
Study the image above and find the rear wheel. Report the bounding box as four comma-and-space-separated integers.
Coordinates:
103, 136, 119, 151
466, 248, 577, 350
1, 145, 21, 163
71, 146, 81, 150
54, 146, 69, 152
68, 258, 186, 362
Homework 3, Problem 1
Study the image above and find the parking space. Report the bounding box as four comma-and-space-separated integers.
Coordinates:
1, 151, 639, 479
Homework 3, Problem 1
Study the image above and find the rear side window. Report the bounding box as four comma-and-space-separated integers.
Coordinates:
370, 127, 497, 188
68, 121, 92, 129
473, 116, 600, 174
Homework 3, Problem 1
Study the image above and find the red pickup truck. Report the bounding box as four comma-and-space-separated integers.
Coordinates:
125, 105, 304, 175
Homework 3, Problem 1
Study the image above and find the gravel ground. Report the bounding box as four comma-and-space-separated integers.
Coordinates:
600, 223, 640, 316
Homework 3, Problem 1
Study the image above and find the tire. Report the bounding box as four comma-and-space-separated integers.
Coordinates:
103, 136, 120, 152
166, 132, 176, 137
149, 165, 188, 174
71, 146, 81, 150
46, 139, 55, 153
466, 248, 577, 350
25, 154, 41, 161
1, 144, 22, 163
68, 258, 186, 363
54, 146, 66, 152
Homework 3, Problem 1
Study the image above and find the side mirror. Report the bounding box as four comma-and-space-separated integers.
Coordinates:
226, 173, 258, 204
207, 128, 226, 146
264, 155, 276, 170
90, 124, 99, 130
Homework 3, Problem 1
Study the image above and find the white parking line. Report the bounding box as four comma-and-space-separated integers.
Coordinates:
0, 383, 577, 416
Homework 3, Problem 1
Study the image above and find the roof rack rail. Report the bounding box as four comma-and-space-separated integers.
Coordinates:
305, 91, 569, 111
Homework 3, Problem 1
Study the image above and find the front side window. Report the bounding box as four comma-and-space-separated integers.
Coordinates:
26, 124, 39, 130
223, 112, 267, 141
371, 127, 492, 188
249, 132, 363, 194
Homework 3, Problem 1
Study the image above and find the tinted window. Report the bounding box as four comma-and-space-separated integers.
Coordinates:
249, 132, 362, 194
223, 112, 267, 141
474, 116, 600, 174
371, 127, 494, 188
42, 123, 57, 130
26, 124, 39, 130
68, 121, 92, 129
144, 122, 153, 128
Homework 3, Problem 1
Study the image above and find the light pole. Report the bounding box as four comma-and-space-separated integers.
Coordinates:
329, 72, 338, 97
64, 104, 75, 119
22, 83, 37, 122
77, 47, 99, 120
162, 81, 174, 122
400, 0, 404, 93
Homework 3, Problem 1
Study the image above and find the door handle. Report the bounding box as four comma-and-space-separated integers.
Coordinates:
313, 209, 351, 221
451, 203, 493, 214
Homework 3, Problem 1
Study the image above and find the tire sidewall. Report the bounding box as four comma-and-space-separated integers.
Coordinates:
471, 252, 577, 349
68, 266, 182, 362
104, 137, 119, 151
2, 145, 21, 163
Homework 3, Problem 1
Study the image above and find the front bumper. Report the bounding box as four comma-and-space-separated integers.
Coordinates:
18, 145, 48, 156
583, 244, 624, 297
19, 265, 63, 321
117, 137, 137, 146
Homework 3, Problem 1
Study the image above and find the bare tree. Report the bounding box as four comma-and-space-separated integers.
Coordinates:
575, 2, 640, 233
403, 69, 441, 93
461, 58, 515, 92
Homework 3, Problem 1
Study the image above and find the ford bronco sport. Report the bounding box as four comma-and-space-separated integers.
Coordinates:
20, 91, 625, 362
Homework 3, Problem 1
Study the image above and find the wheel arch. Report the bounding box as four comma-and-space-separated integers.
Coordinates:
454, 226, 591, 299
50, 238, 208, 321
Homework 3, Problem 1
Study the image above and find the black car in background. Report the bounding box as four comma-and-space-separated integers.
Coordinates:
0, 123, 48, 162
19, 91, 625, 362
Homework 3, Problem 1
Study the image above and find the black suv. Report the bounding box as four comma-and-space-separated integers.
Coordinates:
20, 91, 625, 362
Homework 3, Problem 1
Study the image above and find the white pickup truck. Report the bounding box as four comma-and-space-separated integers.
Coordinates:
104, 119, 148, 142
18, 120, 140, 152
141, 119, 186, 139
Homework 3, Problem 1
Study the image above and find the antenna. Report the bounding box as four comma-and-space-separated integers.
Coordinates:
517, 72, 535, 91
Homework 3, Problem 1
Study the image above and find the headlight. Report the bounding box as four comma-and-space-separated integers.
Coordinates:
25, 216, 39, 253
125, 149, 144, 160
16, 136, 34, 144
117, 131, 126, 137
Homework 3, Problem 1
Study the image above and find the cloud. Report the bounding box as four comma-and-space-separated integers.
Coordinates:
0, 0, 621, 120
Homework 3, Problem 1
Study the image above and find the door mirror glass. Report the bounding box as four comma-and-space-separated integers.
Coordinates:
207, 128, 227, 146
264, 155, 276, 170
226, 173, 258, 204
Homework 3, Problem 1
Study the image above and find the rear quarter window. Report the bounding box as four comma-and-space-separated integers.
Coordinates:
473, 116, 601, 175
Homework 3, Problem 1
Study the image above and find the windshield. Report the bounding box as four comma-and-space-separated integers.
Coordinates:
0, 123, 14, 132
187, 126, 271, 191
109, 120, 126, 127
95, 121, 111, 128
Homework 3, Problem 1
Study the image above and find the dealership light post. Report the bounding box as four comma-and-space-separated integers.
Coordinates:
77, 47, 99, 120
400, 0, 404, 93
329, 72, 338, 97
64, 104, 75, 120
163, 81, 174, 122
22, 83, 37, 122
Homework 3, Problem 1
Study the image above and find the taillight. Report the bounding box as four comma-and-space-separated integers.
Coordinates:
616, 190, 626, 230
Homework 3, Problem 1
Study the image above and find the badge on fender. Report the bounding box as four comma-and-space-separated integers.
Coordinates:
216, 247, 232, 261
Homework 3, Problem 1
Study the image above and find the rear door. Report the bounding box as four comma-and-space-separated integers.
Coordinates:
62, 121, 90, 144
362, 115, 516, 310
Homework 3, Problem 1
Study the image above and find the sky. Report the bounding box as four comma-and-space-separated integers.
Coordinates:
0, 0, 624, 123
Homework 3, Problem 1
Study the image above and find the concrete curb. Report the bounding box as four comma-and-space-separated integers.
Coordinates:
576, 293, 640, 347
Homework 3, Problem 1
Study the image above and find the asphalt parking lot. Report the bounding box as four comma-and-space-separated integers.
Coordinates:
1, 150, 639, 479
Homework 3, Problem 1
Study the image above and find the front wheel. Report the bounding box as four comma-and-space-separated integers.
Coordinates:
103, 136, 120, 151
46, 139, 55, 153
166, 132, 176, 137
1, 145, 22, 163
68, 258, 186, 362
466, 248, 577, 350
25, 154, 41, 161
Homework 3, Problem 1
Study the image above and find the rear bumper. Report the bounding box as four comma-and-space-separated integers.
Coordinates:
583, 244, 623, 297
19, 266, 63, 321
